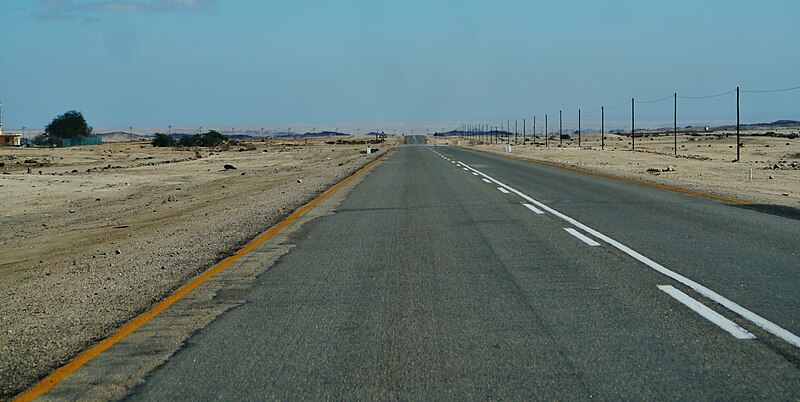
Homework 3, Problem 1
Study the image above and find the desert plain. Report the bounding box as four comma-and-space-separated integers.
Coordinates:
0, 137, 395, 398
438, 130, 800, 208
1, 129, 799, 399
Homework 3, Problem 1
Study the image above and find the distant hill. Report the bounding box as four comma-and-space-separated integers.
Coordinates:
269, 131, 350, 138
715, 120, 800, 131
737, 120, 800, 128
97, 132, 150, 142
161, 133, 253, 140
301, 131, 349, 138
757, 120, 800, 126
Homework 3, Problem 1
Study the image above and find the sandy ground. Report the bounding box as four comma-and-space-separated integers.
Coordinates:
0, 137, 397, 399
1, 131, 797, 398
434, 131, 800, 207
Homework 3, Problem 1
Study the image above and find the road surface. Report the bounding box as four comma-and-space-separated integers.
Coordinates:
122, 136, 800, 399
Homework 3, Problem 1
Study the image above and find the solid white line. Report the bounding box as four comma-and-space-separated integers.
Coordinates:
564, 228, 601, 246
522, 203, 545, 215
482, 178, 492, 183
457, 160, 800, 349
658, 285, 756, 340
497, 187, 510, 194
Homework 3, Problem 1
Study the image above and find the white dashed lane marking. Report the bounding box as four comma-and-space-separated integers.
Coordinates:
564, 228, 601, 246
659, 285, 756, 340
457, 159, 800, 348
522, 203, 545, 215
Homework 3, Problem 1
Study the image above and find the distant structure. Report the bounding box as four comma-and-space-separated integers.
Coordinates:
0, 101, 22, 146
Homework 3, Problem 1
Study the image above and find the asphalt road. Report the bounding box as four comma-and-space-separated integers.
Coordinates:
127, 136, 800, 400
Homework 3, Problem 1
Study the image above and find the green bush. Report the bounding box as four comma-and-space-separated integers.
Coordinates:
177, 130, 228, 147
152, 133, 177, 147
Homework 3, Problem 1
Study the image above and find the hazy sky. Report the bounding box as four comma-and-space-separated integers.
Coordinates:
1, 0, 799, 130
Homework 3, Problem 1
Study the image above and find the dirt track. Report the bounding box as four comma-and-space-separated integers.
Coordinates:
0, 137, 396, 399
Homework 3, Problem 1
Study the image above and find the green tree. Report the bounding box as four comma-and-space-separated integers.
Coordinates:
152, 133, 177, 147
45, 111, 93, 141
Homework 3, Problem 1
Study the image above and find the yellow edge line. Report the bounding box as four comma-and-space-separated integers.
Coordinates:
15, 146, 397, 402
462, 146, 752, 205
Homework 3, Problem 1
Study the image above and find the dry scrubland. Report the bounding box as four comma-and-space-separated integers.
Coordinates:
0, 137, 395, 398
436, 131, 800, 207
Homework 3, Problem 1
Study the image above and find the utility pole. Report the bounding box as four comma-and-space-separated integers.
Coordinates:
515, 120, 518, 145
545, 114, 549, 147
559, 110, 563, 146
523, 118, 526, 143
736, 86, 740, 162
631, 98, 635, 151
601, 106, 605, 150
578, 109, 581, 147
533, 116, 536, 144
674, 93, 677, 156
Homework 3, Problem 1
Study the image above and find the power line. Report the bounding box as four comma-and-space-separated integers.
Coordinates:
606, 99, 632, 110
636, 95, 673, 104
742, 85, 800, 93
677, 90, 736, 99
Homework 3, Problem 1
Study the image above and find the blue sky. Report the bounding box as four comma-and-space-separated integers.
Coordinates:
1, 0, 798, 131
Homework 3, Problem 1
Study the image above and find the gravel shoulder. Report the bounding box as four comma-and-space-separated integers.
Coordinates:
0, 137, 396, 399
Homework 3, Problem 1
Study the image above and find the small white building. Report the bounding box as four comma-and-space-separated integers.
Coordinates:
0, 124, 22, 146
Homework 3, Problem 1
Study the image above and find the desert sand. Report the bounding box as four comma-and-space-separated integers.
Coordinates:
1, 131, 798, 398
434, 131, 800, 207
0, 137, 396, 398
